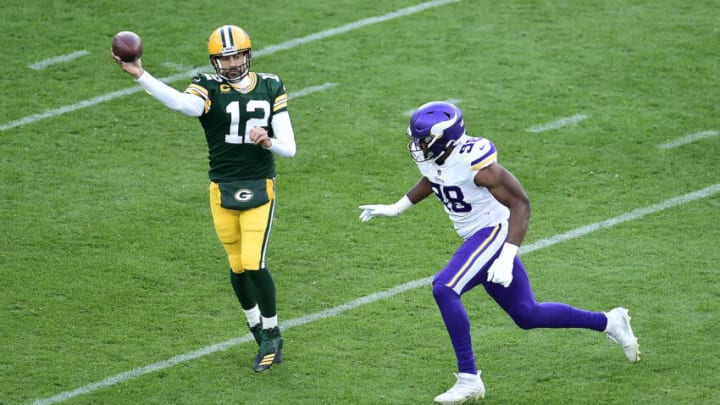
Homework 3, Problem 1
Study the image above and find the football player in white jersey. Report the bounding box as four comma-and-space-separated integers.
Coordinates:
359, 101, 639, 404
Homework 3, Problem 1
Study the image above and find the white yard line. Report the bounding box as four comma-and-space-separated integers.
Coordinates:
527, 114, 590, 133
657, 130, 719, 149
160, 62, 195, 72
1, 0, 460, 133
28, 50, 91, 70
289, 82, 337, 99
31, 182, 720, 405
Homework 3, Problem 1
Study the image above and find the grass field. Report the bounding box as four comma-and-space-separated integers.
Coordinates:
1, 0, 719, 404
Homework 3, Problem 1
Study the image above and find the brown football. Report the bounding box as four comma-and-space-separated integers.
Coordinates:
112, 31, 143, 62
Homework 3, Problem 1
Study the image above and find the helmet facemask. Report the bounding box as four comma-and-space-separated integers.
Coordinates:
210, 49, 251, 83
407, 130, 444, 162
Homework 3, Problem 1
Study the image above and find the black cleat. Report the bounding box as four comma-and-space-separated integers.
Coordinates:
252, 326, 283, 372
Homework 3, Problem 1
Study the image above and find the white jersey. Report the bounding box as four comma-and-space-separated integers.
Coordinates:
416, 134, 509, 240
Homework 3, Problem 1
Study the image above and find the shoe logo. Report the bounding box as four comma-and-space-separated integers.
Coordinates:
259, 354, 275, 366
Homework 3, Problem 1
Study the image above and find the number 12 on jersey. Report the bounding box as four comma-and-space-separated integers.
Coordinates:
224, 99, 271, 144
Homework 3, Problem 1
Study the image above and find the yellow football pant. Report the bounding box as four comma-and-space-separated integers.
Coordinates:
209, 180, 275, 273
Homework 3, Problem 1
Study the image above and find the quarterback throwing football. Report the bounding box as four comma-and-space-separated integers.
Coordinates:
113, 25, 294, 372
359, 101, 639, 404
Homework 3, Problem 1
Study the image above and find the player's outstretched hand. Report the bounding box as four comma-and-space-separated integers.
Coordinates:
111, 51, 144, 79
358, 204, 400, 222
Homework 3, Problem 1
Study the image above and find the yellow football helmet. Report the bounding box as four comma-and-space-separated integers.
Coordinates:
208, 25, 252, 82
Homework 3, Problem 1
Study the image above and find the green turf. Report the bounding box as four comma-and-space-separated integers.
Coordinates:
1, 0, 719, 404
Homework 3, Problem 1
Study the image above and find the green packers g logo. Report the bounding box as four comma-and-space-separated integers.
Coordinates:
234, 189, 254, 202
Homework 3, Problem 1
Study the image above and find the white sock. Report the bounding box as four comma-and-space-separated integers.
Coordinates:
262, 315, 278, 329
243, 305, 261, 327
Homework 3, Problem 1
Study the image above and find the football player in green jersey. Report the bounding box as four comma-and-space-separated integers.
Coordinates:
112, 24, 295, 372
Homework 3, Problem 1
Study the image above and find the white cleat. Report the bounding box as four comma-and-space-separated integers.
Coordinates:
605, 307, 640, 363
434, 372, 486, 404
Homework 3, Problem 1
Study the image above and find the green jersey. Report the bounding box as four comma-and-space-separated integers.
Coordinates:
185, 72, 289, 182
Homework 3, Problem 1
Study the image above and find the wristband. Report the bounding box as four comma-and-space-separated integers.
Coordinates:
393, 195, 414, 214
501, 243, 519, 257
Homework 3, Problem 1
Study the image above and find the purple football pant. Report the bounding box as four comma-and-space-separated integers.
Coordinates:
431, 223, 607, 375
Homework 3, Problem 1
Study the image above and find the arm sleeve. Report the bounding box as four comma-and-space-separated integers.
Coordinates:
135, 71, 204, 117
267, 111, 296, 157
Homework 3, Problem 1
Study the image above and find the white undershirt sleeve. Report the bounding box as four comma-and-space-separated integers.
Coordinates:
266, 111, 297, 158
135, 71, 205, 117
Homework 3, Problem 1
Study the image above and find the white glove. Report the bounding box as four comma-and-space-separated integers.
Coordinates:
359, 196, 413, 222
487, 243, 518, 288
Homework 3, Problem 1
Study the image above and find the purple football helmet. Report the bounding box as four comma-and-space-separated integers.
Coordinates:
406, 101, 465, 162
